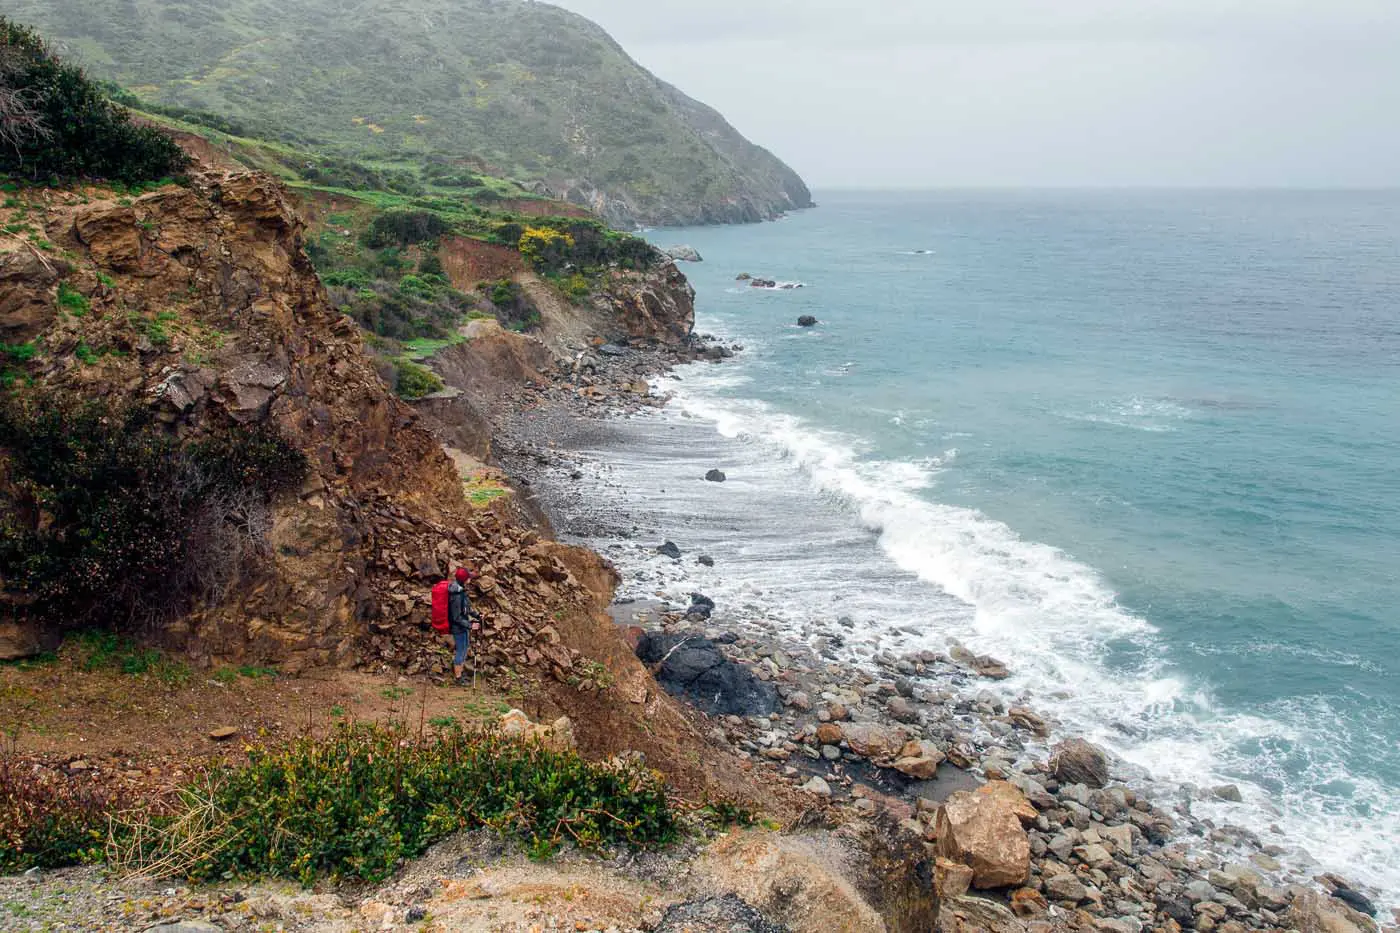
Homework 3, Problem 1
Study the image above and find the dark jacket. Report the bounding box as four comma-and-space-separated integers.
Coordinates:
447, 581, 472, 634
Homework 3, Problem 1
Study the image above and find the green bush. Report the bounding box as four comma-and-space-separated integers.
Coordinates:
0, 395, 308, 629
365, 209, 451, 247
129, 722, 678, 884
393, 359, 443, 400
0, 18, 190, 184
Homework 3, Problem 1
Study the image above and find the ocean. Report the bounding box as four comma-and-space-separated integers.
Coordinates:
564, 190, 1400, 900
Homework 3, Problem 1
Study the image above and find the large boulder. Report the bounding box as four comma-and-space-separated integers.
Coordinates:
635, 632, 777, 716
1050, 738, 1110, 789
842, 722, 911, 761
975, 780, 1038, 826
935, 789, 1032, 889
1287, 891, 1371, 933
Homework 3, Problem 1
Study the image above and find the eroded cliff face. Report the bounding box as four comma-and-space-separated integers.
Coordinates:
0, 173, 605, 676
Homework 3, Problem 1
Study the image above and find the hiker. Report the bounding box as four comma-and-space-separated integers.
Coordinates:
447, 567, 480, 685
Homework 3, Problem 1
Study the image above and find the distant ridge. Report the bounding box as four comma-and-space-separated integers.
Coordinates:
10, 0, 814, 227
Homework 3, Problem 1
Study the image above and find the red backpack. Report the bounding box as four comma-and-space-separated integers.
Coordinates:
430, 580, 451, 633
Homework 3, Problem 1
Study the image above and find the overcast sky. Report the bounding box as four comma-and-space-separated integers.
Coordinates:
554, 0, 1400, 189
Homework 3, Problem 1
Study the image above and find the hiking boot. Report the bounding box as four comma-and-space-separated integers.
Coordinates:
454, 673, 466, 686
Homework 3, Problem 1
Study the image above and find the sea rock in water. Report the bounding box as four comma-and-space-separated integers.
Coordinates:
1050, 738, 1110, 789
664, 245, 703, 262
935, 789, 1032, 889
797, 315, 818, 327
697, 555, 716, 567
949, 643, 1011, 679
656, 540, 682, 559
736, 272, 753, 281
705, 468, 727, 482
635, 632, 778, 716
750, 278, 777, 288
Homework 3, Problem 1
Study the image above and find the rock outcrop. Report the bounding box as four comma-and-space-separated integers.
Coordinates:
935, 788, 1032, 889
1050, 738, 1111, 789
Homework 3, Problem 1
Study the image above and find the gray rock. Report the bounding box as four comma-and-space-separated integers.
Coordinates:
697, 555, 716, 567
886, 696, 921, 724
1211, 784, 1244, 802
145, 923, 224, 933
801, 775, 832, 797
705, 469, 727, 482
656, 541, 682, 559
1052, 738, 1111, 789
797, 315, 818, 327
654, 895, 783, 933
663, 245, 704, 263
635, 632, 778, 716
1045, 873, 1088, 902
1184, 879, 1218, 903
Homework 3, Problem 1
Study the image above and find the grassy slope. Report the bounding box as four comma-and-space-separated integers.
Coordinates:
9, 0, 812, 226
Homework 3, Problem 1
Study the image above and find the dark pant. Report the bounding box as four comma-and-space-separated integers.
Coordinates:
453, 630, 470, 667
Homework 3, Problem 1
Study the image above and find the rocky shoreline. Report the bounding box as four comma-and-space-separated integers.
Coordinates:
491, 338, 1392, 933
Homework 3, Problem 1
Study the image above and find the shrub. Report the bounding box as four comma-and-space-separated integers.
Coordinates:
120, 722, 679, 884
518, 226, 575, 274
365, 209, 451, 248
55, 281, 89, 317
393, 359, 444, 400
0, 18, 189, 184
0, 754, 121, 873
0, 395, 308, 629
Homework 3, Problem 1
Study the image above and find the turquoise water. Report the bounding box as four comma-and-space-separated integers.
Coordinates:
634, 190, 1400, 896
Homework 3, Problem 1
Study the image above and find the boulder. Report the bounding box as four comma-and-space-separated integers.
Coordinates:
934, 858, 975, 900
974, 781, 1037, 826
1044, 872, 1088, 902
935, 789, 1031, 889
663, 245, 703, 263
892, 740, 945, 780
1051, 738, 1110, 789
656, 540, 682, 559
815, 722, 844, 745
948, 644, 1011, 679
635, 632, 778, 716
705, 469, 727, 482
499, 710, 576, 753
698, 831, 886, 933
842, 722, 911, 761
1287, 891, 1369, 933
797, 315, 818, 327
938, 895, 1026, 933
802, 776, 832, 797
0, 621, 53, 662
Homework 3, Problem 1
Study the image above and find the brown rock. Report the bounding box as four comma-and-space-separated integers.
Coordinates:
1011, 887, 1049, 918
209, 726, 238, 741
843, 722, 911, 761
935, 857, 975, 900
1286, 892, 1368, 933
975, 780, 1038, 826
1007, 706, 1050, 736
815, 722, 844, 746
935, 789, 1032, 889
892, 740, 946, 780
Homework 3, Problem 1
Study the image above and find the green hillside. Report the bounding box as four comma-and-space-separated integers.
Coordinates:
8, 0, 813, 227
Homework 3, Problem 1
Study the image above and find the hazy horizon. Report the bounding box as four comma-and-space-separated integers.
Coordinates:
554, 0, 1400, 191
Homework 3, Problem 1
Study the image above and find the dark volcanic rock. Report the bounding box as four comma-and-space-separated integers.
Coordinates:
654, 894, 785, 933
657, 540, 682, 559
698, 555, 716, 567
797, 315, 818, 327
1332, 887, 1376, 917
706, 468, 727, 482
636, 632, 778, 716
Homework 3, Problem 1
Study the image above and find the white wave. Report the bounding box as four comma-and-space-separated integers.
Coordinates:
641, 374, 1400, 905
